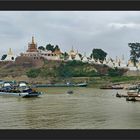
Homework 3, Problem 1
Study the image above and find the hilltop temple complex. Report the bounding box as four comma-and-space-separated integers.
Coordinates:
1, 36, 140, 72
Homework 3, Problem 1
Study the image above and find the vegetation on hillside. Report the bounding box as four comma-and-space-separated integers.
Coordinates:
57, 60, 99, 77
26, 68, 41, 78
26, 60, 101, 78
107, 67, 124, 77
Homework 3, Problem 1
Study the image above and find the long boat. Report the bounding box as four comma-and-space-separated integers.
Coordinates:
126, 96, 140, 101
100, 85, 124, 89
0, 91, 41, 98
35, 82, 87, 88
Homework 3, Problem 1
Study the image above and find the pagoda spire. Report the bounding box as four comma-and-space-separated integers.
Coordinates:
8, 48, 13, 55
32, 36, 35, 44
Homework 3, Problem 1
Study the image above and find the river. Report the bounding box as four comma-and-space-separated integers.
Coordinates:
0, 87, 139, 129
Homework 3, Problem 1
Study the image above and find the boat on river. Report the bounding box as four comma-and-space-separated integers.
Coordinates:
67, 90, 74, 94
0, 82, 41, 98
35, 82, 87, 88
126, 96, 140, 101
100, 84, 124, 89
116, 87, 140, 99
0, 91, 41, 98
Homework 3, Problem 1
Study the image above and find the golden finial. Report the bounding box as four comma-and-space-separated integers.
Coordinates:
8, 48, 13, 55
32, 36, 34, 44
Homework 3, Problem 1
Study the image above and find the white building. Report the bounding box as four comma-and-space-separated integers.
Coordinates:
74, 52, 81, 61
1, 48, 17, 61
82, 53, 88, 63
68, 55, 73, 61
89, 56, 96, 64
39, 50, 61, 60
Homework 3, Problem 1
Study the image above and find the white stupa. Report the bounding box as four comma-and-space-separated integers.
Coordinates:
68, 55, 73, 61
119, 55, 127, 68
89, 56, 96, 64
74, 51, 81, 61
2, 48, 17, 61
137, 62, 140, 70
97, 59, 101, 65
107, 58, 114, 68
82, 53, 88, 63
103, 59, 107, 65
127, 60, 137, 71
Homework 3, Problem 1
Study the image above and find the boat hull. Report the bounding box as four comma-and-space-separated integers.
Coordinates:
0, 92, 41, 98
100, 87, 123, 89
35, 83, 87, 87
126, 96, 140, 101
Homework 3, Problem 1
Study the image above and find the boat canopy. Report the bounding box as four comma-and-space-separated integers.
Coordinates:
3, 83, 11, 87
19, 83, 27, 87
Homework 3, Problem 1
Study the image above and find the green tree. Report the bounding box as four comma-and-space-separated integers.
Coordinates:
46, 44, 54, 52
78, 53, 82, 58
58, 64, 72, 77
38, 46, 45, 51
63, 52, 69, 60
108, 67, 122, 77
1, 54, 7, 60
54, 45, 60, 51
128, 43, 140, 66
90, 48, 107, 61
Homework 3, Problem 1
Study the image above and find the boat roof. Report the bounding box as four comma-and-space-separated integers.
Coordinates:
3, 83, 11, 87
19, 83, 27, 87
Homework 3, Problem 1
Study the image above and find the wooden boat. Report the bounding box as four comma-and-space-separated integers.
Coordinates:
126, 96, 140, 101
35, 82, 87, 88
67, 90, 74, 94
0, 82, 42, 98
116, 92, 140, 98
100, 85, 124, 89
0, 91, 41, 98
116, 92, 128, 98
127, 89, 139, 96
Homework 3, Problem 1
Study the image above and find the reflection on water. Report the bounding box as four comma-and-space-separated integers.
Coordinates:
0, 87, 139, 129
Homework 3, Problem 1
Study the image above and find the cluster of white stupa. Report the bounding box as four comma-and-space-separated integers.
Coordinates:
1, 45, 140, 71
101, 55, 140, 71
67, 47, 140, 71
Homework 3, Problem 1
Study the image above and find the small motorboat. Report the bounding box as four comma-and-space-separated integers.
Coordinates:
67, 90, 74, 94
116, 92, 128, 98
116, 92, 122, 97
100, 84, 124, 89
126, 97, 137, 101
127, 89, 139, 97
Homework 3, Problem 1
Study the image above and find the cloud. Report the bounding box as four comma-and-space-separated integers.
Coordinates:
0, 11, 140, 61
108, 22, 140, 29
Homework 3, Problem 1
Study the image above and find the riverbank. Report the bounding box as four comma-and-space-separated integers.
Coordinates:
1, 75, 140, 89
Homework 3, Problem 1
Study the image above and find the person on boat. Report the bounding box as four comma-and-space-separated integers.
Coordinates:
137, 84, 140, 94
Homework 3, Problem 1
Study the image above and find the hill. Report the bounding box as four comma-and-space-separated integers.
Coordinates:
0, 58, 128, 85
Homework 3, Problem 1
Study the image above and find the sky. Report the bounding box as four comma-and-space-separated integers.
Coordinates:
0, 11, 140, 61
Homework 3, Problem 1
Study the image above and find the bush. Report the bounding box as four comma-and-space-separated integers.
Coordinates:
26, 69, 40, 78
57, 62, 99, 77
108, 67, 122, 77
